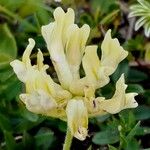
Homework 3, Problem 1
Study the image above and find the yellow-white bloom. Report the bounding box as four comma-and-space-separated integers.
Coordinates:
10, 38, 72, 117
66, 99, 88, 141
97, 74, 138, 114
41, 8, 74, 89
10, 39, 35, 82
75, 30, 128, 93
100, 30, 128, 76
42, 8, 90, 89
10, 7, 138, 141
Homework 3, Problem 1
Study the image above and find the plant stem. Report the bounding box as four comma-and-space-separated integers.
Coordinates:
63, 128, 73, 150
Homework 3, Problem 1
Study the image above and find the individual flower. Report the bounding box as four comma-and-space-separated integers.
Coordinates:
128, 0, 150, 37
66, 99, 88, 141
10, 38, 72, 118
11, 7, 138, 141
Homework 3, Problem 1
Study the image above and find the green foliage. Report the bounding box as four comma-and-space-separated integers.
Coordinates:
92, 129, 119, 145
0, 0, 150, 149
0, 24, 17, 69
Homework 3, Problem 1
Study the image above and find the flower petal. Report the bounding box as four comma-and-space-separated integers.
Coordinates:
10, 38, 35, 82
20, 90, 57, 115
82, 45, 110, 89
65, 24, 90, 79
22, 38, 35, 68
82, 45, 100, 86
66, 99, 88, 140
101, 30, 128, 76
10, 60, 27, 82
98, 74, 138, 114
41, 7, 74, 89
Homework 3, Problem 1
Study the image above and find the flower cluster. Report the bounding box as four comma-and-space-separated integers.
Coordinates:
129, 0, 150, 37
10, 7, 138, 141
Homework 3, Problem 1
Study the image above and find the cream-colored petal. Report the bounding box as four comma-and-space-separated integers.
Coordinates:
98, 74, 138, 114
97, 66, 110, 87
22, 38, 35, 68
69, 77, 88, 96
125, 93, 138, 109
37, 49, 44, 70
53, 83, 72, 103
44, 35, 72, 89
10, 38, 35, 82
53, 7, 65, 35
82, 45, 99, 86
66, 99, 88, 141
101, 30, 128, 75
20, 90, 57, 115
80, 24, 90, 54
66, 24, 90, 79
85, 96, 106, 115
10, 60, 27, 82
82, 45, 110, 89
62, 8, 75, 45
41, 8, 73, 89
40, 68, 72, 104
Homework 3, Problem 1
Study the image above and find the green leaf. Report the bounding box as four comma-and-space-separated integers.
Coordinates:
0, 53, 12, 69
100, 83, 114, 99
126, 84, 144, 93
13, 117, 44, 132
0, 24, 17, 69
135, 127, 150, 136
58, 120, 67, 133
144, 43, 150, 62
92, 129, 119, 145
133, 105, 150, 120
35, 7, 52, 26
124, 35, 144, 52
125, 139, 140, 150
100, 9, 119, 25
35, 128, 54, 150
0, 67, 14, 82
0, 0, 24, 12
119, 111, 136, 129
0, 113, 12, 131
108, 145, 118, 150
96, 114, 110, 123
87, 145, 92, 150
111, 60, 129, 83
18, 0, 42, 17
0, 75, 21, 101
22, 132, 34, 149
0, 5, 38, 33
4, 131, 16, 150
128, 68, 148, 82
21, 108, 39, 122
91, 0, 118, 15
127, 121, 140, 140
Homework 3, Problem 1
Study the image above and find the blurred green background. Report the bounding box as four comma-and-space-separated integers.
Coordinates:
0, 0, 150, 149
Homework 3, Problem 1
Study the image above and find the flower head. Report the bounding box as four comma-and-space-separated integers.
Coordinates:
10, 7, 138, 141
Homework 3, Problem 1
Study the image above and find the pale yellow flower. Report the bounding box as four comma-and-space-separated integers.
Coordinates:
66, 99, 88, 141
10, 7, 138, 141
42, 8, 90, 90
10, 38, 72, 118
